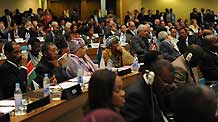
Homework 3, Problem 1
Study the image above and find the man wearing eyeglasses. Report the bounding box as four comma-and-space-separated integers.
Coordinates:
0, 41, 27, 99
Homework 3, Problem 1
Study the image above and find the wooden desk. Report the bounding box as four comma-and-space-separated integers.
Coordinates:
10, 72, 141, 122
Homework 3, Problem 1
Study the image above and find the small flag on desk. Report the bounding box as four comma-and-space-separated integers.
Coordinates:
96, 43, 106, 69
27, 60, 37, 90
96, 43, 102, 64
99, 53, 105, 69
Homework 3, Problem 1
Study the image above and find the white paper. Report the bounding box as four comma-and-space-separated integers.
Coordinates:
0, 107, 15, 114
91, 43, 100, 48
15, 38, 24, 43
57, 82, 78, 89
0, 100, 15, 107
37, 37, 45, 42
112, 66, 131, 72
68, 76, 91, 84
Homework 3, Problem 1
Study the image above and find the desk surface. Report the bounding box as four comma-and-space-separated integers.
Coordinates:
10, 72, 141, 122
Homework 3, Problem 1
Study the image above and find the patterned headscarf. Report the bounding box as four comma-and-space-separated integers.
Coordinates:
68, 38, 85, 53
105, 36, 120, 48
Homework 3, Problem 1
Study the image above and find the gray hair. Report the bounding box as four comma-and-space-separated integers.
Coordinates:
158, 31, 168, 42
137, 24, 147, 32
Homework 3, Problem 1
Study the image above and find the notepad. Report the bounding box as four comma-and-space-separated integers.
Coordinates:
0, 107, 15, 114
0, 100, 15, 107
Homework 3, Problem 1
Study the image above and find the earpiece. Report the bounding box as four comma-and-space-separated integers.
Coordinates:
186, 53, 192, 62
143, 70, 155, 85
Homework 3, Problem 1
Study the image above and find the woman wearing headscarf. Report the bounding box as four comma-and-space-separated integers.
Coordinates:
66, 38, 97, 78
103, 36, 134, 67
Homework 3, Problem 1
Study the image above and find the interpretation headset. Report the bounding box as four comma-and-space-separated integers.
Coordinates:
143, 70, 155, 122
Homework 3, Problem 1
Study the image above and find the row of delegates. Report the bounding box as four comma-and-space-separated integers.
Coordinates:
103, 36, 134, 67
83, 69, 125, 114
35, 42, 69, 87
66, 38, 97, 78
0, 41, 27, 99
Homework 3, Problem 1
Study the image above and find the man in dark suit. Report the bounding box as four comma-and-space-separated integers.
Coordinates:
130, 24, 150, 57
90, 10, 100, 24
158, 31, 180, 62
126, 21, 136, 37
177, 28, 201, 54
190, 8, 200, 22
35, 42, 69, 87
45, 21, 67, 50
145, 9, 155, 24
200, 35, 218, 81
1, 9, 12, 29
121, 59, 176, 122
137, 8, 146, 24
0, 41, 27, 99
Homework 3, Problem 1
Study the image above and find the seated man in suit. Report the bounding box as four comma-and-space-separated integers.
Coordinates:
158, 31, 180, 62
45, 21, 67, 50
200, 35, 218, 81
105, 22, 119, 39
0, 41, 27, 99
35, 42, 69, 87
103, 36, 134, 68
177, 27, 201, 54
172, 44, 205, 86
119, 25, 132, 44
27, 37, 42, 66
121, 59, 177, 122
126, 21, 137, 37
130, 24, 150, 62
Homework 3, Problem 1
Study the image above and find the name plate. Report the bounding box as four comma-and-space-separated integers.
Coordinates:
0, 113, 10, 122
26, 95, 50, 113
61, 84, 82, 100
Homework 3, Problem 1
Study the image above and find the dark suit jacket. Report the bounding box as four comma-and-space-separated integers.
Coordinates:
0, 61, 27, 99
45, 30, 68, 49
126, 29, 135, 37
130, 34, 150, 56
177, 35, 201, 54
121, 76, 165, 122
200, 49, 218, 81
35, 57, 69, 87
159, 40, 180, 62
1, 15, 11, 28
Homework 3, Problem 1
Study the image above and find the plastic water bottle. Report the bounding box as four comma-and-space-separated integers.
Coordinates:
25, 32, 30, 42
132, 54, 140, 72
8, 33, 11, 42
14, 83, 23, 115
77, 68, 84, 86
107, 59, 113, 71
43, 74, 50, 96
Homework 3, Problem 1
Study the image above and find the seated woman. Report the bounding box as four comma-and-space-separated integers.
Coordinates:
103, 36, 134, 67
66, 38, 97, 78
82, 26, 98, 46
84, 69, 125, 114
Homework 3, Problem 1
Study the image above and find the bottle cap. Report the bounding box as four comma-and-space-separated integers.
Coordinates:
16, 83, 20, 88
44, 74, 48, 77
